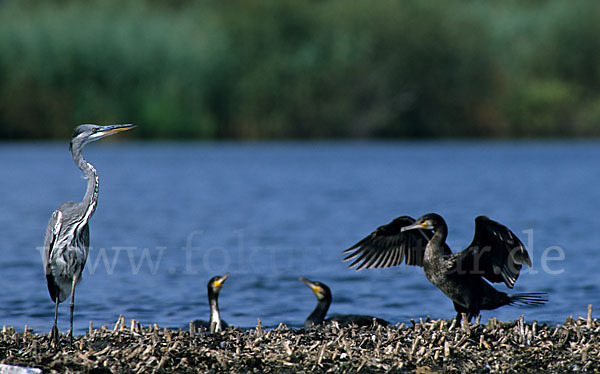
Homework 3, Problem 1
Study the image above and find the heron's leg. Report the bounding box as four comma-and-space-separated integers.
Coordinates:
69, 273, 79, 348
52, 296, 60, 351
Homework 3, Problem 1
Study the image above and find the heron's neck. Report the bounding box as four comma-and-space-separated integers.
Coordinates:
72, 147, 99, 221
209, 295, 222, 333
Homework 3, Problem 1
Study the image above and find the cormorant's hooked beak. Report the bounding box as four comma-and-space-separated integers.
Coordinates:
299, 277, 321, 295
401, 221, 432, 232
214, 272, 230, 288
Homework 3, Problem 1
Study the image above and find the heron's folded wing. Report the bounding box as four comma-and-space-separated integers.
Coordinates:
43, 210, 63, 274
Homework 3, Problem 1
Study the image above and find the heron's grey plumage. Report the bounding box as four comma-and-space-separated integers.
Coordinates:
42, 123, 135, 350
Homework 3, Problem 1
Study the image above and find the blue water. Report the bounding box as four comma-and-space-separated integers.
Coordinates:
0, 141, 598, 334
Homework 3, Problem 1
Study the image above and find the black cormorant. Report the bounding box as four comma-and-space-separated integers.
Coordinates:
300, 277, 389, 328
191, 273, 230, 333
343, 214, 547, 322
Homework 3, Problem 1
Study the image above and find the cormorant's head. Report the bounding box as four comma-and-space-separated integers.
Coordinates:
207, 273, 230, 296
299, 277, 332, 302
70, 124, 136, 152
401, 213, 444, 232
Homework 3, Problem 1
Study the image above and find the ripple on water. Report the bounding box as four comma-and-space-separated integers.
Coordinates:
1, 141, 599, 332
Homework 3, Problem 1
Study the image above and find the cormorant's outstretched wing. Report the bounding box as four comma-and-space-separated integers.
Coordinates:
342, 216, 450, 270
453, 216, 531, 288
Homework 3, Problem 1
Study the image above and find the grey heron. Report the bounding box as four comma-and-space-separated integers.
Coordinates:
42, 124, 135, 349
191, 273, 230, 333
299, 277, 389, 328
343, 214, 548, 322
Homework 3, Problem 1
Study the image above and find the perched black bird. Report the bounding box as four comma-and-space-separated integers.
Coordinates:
343, 214, 547, 322
191, 273, 230, 333
300, 277, 389, 328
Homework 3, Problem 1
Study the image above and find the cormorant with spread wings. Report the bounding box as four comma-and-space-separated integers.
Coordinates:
343, 213, 547, 322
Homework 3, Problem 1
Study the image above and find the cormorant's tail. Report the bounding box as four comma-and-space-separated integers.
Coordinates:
509, 292, 548, 306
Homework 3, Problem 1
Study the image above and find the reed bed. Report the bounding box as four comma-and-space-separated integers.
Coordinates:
1, 307, 598, 373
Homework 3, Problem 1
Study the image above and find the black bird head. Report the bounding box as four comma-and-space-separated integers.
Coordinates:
299, 277, 332, 302
401, 213, 445, 232
207, 273, 230, 298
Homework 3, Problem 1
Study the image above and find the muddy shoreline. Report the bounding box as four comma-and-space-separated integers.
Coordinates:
1, 312, 598, 373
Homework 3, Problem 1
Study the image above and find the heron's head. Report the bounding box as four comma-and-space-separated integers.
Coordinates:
70, 124, 136, 152
401, 213, 444, 232
299, 277, 331, 302
207, 273, 230, 296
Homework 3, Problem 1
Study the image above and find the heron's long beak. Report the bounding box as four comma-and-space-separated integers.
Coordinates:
99, 124, 136, 136
401, 222, 429, 232
299, 277, 321, 295
214, 272, 231, 288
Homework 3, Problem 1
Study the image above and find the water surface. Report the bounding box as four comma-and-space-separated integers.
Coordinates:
0, 141, 597, 333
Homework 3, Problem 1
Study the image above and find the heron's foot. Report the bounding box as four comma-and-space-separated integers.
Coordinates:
69, 329, 74, 349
